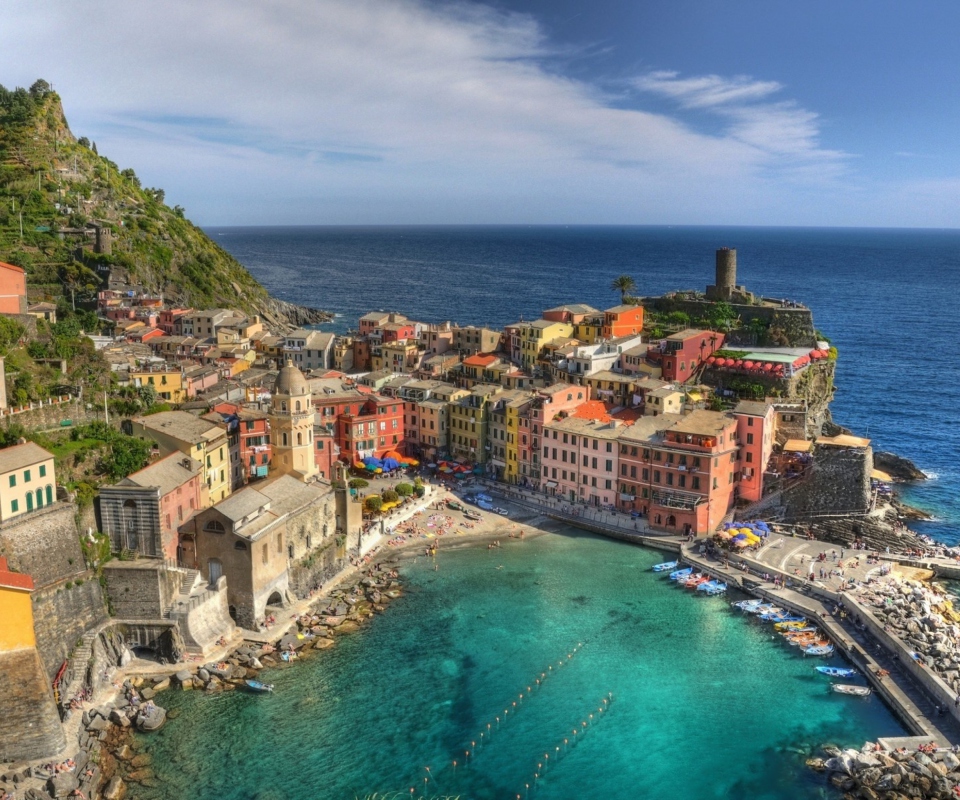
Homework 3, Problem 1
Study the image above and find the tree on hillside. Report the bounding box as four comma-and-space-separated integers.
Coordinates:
706, 301, 738, 333
28, 79, 51, 99
101, 436, 152, 481
611, 275, 637, 302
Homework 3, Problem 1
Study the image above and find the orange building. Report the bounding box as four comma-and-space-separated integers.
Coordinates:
601, 304, 645, 339
0, 261, 27, 315
616, 409, 740, 535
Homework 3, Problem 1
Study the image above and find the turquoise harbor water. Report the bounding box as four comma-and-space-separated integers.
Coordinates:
135, 530, 905, 800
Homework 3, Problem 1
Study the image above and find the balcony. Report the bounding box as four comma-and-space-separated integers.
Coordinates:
650, 488, 702, 511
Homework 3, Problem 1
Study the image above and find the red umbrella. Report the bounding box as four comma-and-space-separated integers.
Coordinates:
763, 362, 774, 371
707, 356, 716, 365
744, 360, 755, 369
734, 359, 744, 368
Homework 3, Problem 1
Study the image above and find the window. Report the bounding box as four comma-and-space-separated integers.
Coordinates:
653, 470, 661, 483
605, 479, 612, 490
204, 520, 226, 533
7, 475, 14, 488
620, 464, 627, 476
746, 433, 754, 445
262, 544, 269, 564
39, 465, 46, 478
693, 477, 701, 490
678, 475, 686, 488
24, 469, 31, 483
606, 442, 612, 453
605, 459, 612, 471
666, 473, 673, 486
746, 452, 753, 463
11, 499, 17, 512
591, 457, 597, 469
630, 466, 637, 479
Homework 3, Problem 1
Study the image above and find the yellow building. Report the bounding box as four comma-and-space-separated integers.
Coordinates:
0, 442, 56, 521
519, 320, 574, 370
130, 368, 187, 404
130, 411, 231, 504
573, 314, 604, 344
382, 340, 421, 373
0, 556, 36, 650
449, 384, 502, 464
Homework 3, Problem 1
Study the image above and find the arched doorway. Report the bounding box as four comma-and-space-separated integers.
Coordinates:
666, 515, 676, 527
123, 499, 139, 551
266, 591, 284, 607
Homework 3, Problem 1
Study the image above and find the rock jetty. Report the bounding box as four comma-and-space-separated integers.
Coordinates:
857, 577, 960, 693
807, 742, 960, 799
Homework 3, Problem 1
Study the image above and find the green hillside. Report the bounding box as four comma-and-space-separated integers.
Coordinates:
0, 80, 326, 324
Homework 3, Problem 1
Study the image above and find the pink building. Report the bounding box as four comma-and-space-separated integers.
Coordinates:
733, 401, 776, 503
517, 383, 590, 488
541, 402, 629, 506
159, 308, 192, 335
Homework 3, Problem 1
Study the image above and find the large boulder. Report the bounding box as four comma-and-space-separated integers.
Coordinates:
136, 704, 167, 732
103, 776, 126, 800
47, 772, 79, 798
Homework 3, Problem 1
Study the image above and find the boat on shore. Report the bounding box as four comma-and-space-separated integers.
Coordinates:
670, 567, 694, 581
816, 666, 858, 678
833, 684, 871, 697
684, 574, 709, 588
804, 644, 835, 657
733, 599, 762, 612
245, 679, 274, 693
653, 561, 679, 572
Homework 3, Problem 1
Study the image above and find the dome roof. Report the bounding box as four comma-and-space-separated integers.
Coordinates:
274, 360, 309, 396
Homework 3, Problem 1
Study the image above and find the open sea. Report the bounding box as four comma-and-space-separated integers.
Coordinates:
134, 224, 960, 799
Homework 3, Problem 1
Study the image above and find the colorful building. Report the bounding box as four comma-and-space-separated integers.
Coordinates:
99, 453, 204, 560
516, 383, 590, 488
0, 261, 27, 315
129, 366, 187, 404
0, 442, 56, 520
616, 410, 740, 535
647, 329, 725, 383
519, 320, 574, 370
449, 384, 502, 464
130, 411, 232, 503
601, 304, 645, 339
733, 400, 776, 503
541, 413, 628, 506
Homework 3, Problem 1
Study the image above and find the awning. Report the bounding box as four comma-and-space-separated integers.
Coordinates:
783, 439, 813, 453
544, 480, 558, 488
871, 468, 893, 482
818, 434, 871, 449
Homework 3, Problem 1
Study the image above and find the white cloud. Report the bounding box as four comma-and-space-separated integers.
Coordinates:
0, 0, 898, 224
634, 70, 847, 171
634, 71, 782, 108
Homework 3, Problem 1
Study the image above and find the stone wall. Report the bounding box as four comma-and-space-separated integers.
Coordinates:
643, 296, 818, 347
289, 537, 346, 598
0, 503, 86, 590
32, 578, 108, 679
101, 560, 179, 620
0, 397, 104, 431
0, 648, 66, 762
781, 445, 873, 521
173, 577, 234, 654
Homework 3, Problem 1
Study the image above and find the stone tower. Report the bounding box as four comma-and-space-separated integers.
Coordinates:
269, 360, 317, 482
706, 247, 754, 303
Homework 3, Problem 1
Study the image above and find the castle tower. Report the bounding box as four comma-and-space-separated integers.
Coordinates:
715, 248, 736, 296
707, 247, 752, 302
269, 360, 317, 482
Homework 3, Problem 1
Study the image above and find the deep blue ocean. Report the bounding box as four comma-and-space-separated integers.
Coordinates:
210, 225, 960, 543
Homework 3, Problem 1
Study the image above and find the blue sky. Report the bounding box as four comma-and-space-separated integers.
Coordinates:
2, 1, 959, 227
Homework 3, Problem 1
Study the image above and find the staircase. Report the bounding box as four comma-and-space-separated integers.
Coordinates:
162, 567, 202, 619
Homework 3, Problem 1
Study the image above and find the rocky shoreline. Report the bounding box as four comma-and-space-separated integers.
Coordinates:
807, 742, 960, 800
60, 563, 407, 800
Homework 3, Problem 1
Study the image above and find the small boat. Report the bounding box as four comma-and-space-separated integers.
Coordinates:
780, 626, 817, 636
446, 500, 465, 511
475, 493, 493, 504
464, 510, 482, 521
280, 650, 298, 662
747, 604, 780, 616
803, 644, 835, 657
652, 561, 679, 573
245, 679, 274, 693
774, 620, 809, 630
698, 581, 727, 595
495, 507, 509, 516
670, 567, 694, 581
683, 574, 708, 588
760, 613, 805, 623
816, 666, 858, 678
833, 684, 871, 697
